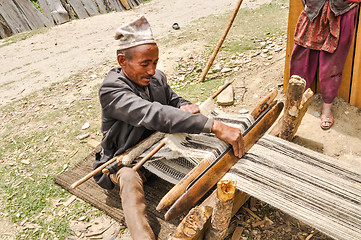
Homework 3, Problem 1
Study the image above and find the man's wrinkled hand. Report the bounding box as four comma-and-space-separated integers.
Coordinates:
180, 104, 200, 114
211, 120, 245, 158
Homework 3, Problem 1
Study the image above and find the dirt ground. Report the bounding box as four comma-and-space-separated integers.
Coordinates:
1, 0, 361, 239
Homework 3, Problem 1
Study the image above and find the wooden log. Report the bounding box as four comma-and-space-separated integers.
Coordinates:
204, 180, 236, 240
170, 206, 213, 240
156, 90, 277, 212
170, 184, 249, 240
13, 0, 53, 29
0, 0, 31, 34
292, 88, 313, 135
269, 75, 311, 141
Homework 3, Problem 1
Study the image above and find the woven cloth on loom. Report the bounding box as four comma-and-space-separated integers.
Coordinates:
223, 135, 361, 240
137, 108, 255, 184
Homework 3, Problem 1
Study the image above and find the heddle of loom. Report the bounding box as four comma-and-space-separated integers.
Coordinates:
133, 110, 361, 240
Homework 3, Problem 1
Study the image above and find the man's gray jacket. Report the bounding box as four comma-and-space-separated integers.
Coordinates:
302, 0, 357, 22
94, 67, 212, 189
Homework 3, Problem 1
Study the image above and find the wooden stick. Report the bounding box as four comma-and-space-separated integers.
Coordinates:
211, 80, 234, 99
199, 0, 244, 82
70, 154, 124, 189
204, 180, 236, 240
132, 139, 166, 171
70, 132, 163, 189
156, 89, 277, 211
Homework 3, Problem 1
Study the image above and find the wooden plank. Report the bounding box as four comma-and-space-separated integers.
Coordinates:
107, 0, 125, 11
350, 8, 361, 108
13, 0, 53, 29
43, 0, 69, 25
283, 0, 303, 92
38, 0, 54, 25
0, 0, 31, 34
67, 0, 89, 19
119, 0, 130, 10
0, 12, 12, 38
81, 0, 99, 16
94, 0, 107, 14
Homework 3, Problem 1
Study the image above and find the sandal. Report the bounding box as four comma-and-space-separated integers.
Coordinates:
320, 115, 334, 130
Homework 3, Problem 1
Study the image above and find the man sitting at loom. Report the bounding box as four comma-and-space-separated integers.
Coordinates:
93, 15, 245, 240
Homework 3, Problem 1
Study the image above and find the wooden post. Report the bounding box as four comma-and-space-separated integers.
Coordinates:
204, 180, 236, 240
269, 76, 313, 141
269, 75, 306, 141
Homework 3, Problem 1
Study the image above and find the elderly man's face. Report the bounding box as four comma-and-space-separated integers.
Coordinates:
118, 44, 159, 87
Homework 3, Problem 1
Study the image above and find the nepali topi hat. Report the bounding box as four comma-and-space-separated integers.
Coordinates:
115, 15, 156, 50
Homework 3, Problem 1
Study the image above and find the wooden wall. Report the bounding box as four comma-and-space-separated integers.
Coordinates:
0, 0, 143, 39
284, 0, 361, 108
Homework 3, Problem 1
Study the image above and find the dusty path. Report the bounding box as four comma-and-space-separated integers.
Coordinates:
0, 0, 271, 107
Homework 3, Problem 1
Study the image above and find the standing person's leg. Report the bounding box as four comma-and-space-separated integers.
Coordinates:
111, 167, 156, 240
318, 7, 358, 130
289, 44, 320, 89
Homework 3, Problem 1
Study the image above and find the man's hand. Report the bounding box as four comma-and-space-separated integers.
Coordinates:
211, 120, 245, 158
180, 104, 200, 114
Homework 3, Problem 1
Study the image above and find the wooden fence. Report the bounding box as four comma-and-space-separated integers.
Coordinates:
0, 0, 143, 38
284, 0, 361, 108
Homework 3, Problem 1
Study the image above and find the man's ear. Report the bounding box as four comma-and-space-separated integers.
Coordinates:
117, 54, 126, 66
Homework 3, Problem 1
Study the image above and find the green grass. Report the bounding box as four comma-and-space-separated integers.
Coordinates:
0, 72, 102, 239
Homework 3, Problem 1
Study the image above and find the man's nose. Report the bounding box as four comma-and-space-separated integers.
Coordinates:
147, 65, 156, 75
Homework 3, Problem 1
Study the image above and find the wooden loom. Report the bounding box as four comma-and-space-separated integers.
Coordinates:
56, 78, 361, 239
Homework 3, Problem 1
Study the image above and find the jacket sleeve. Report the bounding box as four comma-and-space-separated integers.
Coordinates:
100, 79, 209, 134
